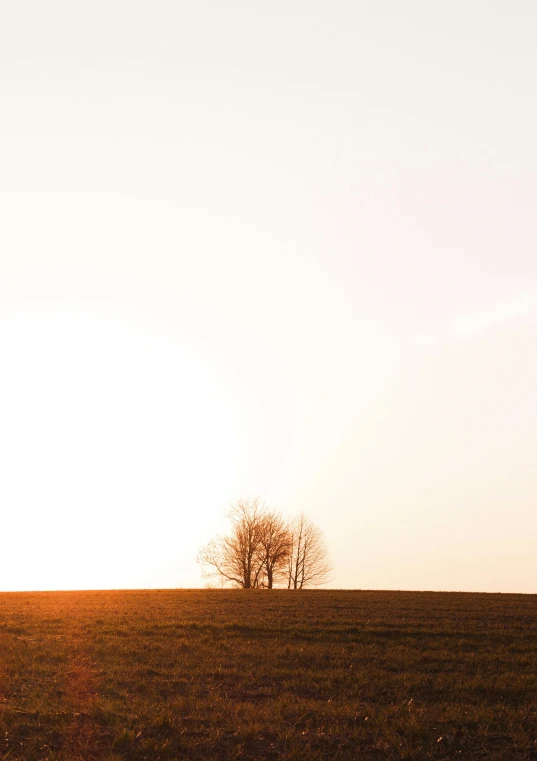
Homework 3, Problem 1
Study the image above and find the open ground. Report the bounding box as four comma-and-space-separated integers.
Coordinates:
0, 589, 536, 760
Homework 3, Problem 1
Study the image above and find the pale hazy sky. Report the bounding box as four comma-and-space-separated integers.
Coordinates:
1, 1, 536, 592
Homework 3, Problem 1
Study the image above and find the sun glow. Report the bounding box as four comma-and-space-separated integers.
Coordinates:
0, 311, 238, 591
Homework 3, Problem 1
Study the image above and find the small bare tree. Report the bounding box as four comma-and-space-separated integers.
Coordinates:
197, 498, 266, 588
258, 510, 292, 589
287, 513, 332, 589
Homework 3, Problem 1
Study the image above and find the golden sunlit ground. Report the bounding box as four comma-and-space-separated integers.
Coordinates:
1, 589, 536, 760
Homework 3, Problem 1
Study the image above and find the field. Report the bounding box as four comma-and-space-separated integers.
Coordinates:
0, 590, 536, 760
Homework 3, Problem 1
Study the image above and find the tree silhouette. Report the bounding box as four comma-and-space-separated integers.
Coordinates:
198, 500, 332, 589
287, 513, 333, 589
197, 498, 265, 588
258, 510, 292, 588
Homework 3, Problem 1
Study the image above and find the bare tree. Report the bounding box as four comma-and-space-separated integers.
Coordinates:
197, 498, 266, 588
287, 513, 332, 589
258, 510, 292, 589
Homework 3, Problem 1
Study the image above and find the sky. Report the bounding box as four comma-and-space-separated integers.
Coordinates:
0, 1, 536, 592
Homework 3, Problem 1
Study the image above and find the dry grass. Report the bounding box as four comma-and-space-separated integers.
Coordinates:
0, 589, 536, 759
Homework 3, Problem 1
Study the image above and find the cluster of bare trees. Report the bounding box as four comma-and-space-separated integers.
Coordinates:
197, 498, 332, 589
